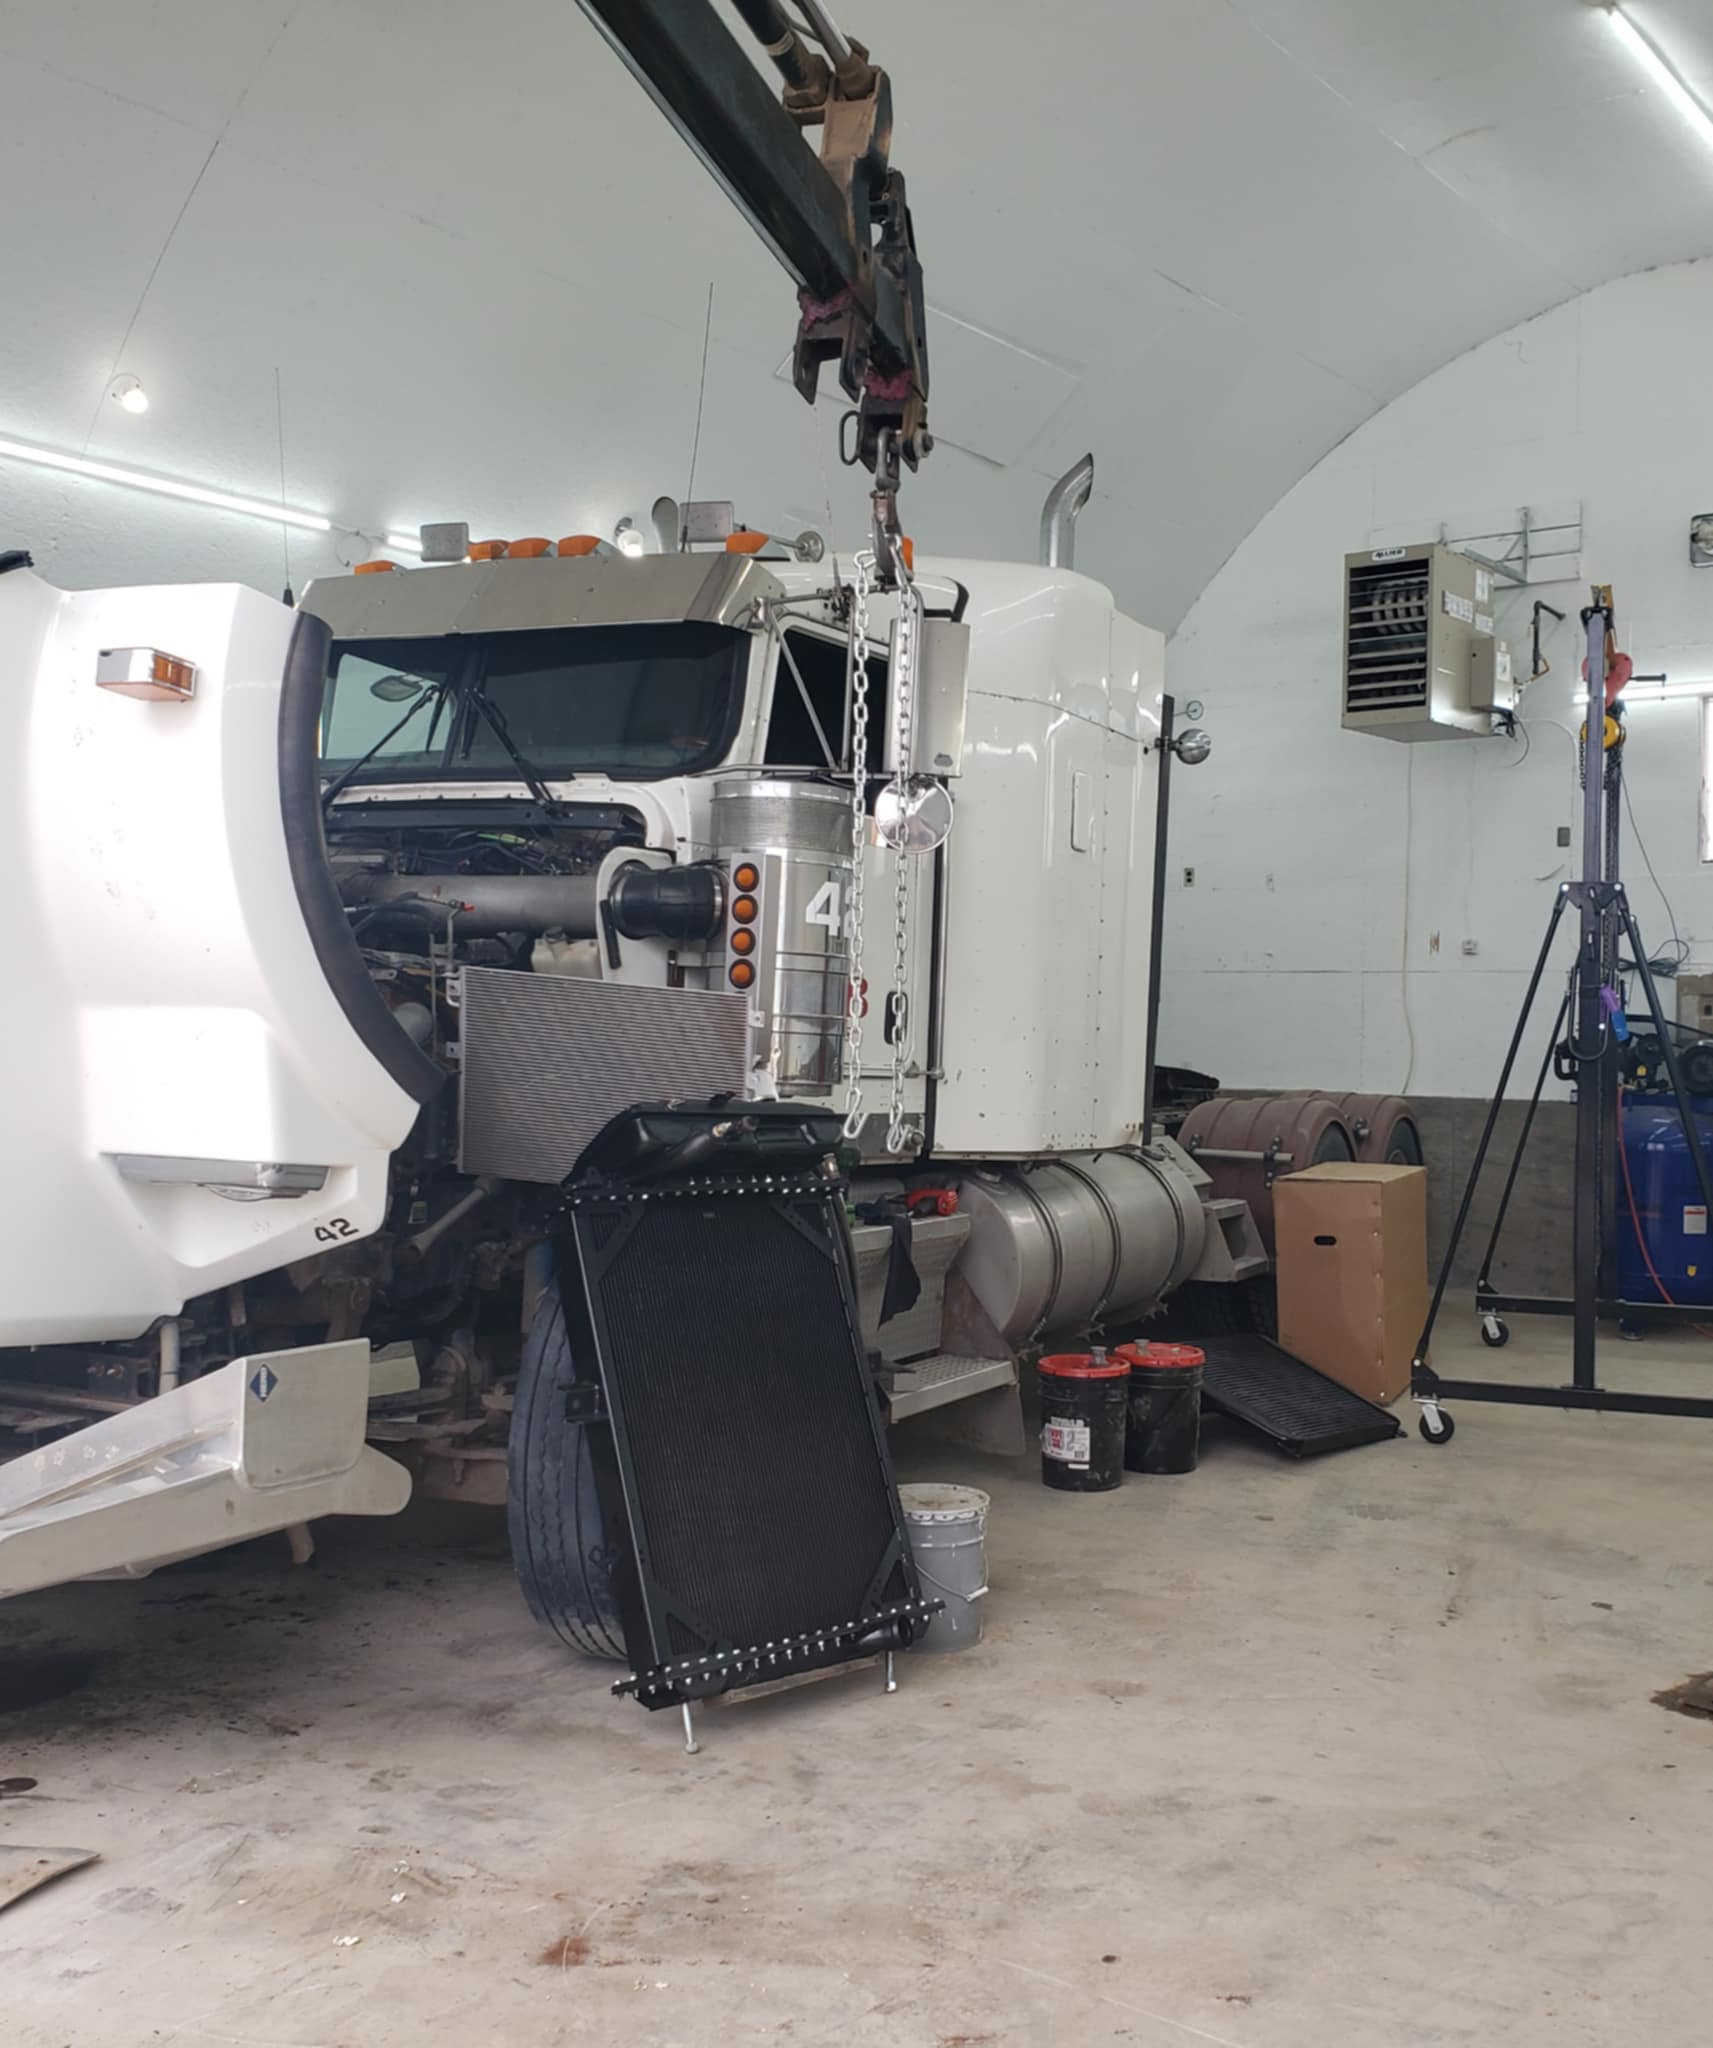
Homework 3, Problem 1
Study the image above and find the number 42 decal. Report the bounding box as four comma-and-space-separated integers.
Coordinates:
314, 1217, 359, 1244
804, 880, 843, 933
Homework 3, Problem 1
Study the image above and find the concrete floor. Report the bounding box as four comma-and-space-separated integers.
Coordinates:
3, 1317, 1712, 2047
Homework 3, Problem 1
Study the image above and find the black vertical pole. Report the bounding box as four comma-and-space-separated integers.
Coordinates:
1597, 745, 1624, 1303
1140, 695, 1176, 1143
1571, 605, 1610, 1390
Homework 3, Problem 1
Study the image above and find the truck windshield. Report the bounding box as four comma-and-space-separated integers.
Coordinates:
319, 622, 748, 784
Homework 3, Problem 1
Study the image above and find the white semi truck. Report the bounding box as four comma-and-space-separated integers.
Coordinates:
0, 509, 1259, 1641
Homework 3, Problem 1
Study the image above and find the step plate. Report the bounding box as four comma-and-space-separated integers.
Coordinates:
888, 1354, 1016, 1421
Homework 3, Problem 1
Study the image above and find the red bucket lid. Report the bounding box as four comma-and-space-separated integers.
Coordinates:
1115, 1341, 1205, 1370
1038, 1351, 1131, 1380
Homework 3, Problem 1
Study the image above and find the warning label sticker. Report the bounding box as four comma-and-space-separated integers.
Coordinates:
1042, 1419, 1092, 1468
1443, 591, 1476, 625
1685, 1206, 1707, 1237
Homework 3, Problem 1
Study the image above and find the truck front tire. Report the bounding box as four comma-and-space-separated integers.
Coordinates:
506, 1280, 625, 1660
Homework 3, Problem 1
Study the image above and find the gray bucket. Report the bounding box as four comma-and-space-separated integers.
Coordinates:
898, 1483, 990, 1653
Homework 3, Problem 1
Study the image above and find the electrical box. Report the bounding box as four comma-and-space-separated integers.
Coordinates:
1342, 543, 1505, 742
1470, 636, 1516, 716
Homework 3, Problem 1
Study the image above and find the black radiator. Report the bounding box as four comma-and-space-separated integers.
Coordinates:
553, 1103, 936, 1710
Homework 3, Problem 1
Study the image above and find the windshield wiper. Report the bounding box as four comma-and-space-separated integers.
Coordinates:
463, 690, 564, 817
320, 683, 450, 817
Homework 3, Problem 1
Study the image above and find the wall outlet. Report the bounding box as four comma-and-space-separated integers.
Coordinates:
1556, 825, 1572, 847
1182, 866, 1196, 887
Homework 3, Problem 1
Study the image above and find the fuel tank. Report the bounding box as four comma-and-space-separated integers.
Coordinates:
952, 1149, 1207, 1345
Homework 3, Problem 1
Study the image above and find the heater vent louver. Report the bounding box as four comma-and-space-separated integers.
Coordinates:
1344, 557, 1431, 714
1341, 544, 1492, 742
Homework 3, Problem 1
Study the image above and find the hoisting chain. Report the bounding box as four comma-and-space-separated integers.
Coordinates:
884, 528, 921, 1155
840, 551, 874, 1140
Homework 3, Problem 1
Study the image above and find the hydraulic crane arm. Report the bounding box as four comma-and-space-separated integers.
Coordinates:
573, 0, 931, 501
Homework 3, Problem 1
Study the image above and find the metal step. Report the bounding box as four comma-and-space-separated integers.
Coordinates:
1222, 1254, 1273, 1282
887, 1353, 1016, 1421
1194, 1195, 1271, 1285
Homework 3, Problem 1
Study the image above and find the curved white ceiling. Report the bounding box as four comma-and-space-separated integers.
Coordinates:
2, 0, 1711, 627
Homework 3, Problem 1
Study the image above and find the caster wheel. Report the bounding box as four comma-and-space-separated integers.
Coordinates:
1418, 1407, 1456, 1445
1480, 1315, 1509, 1349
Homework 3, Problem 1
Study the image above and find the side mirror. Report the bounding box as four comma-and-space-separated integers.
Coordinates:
876, 777, 954, 854
370, 673, 424, 703
1172, 728, 1213, 766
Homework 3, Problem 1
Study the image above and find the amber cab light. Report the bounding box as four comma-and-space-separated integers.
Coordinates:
732, 861, 760, 891
732, 895, 759, 925
729, 960, 756, 990
730, 926, 756, 956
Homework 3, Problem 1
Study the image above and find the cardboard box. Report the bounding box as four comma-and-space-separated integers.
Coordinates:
1274, 1163, 1427, 1407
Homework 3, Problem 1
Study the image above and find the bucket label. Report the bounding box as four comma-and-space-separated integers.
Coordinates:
1686, 1206, 1708, 1237
1043, 1418, 1091, 1468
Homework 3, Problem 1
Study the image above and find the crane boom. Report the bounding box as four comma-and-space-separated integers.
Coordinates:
573, 0, 931, 498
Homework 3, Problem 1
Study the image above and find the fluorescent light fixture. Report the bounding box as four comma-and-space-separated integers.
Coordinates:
0, 433, 332, 534
383, 530, 425, 556
1618, 679, 1713, 704
1601, 5, 1713, 152
1574, 679, 1713, 704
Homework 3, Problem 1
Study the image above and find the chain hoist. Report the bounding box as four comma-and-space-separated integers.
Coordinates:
840, 427, 929, 1152
883, 527, 921, 1154
839, 550, 874, 1140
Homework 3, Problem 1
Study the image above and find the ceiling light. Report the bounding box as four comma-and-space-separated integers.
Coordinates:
1618, 679, 1713, 704
614, 517, 646, 558
1573, 678, 1713, 705
384, 531, 425, 556
0, 433, 332, 533
109, 374, 150, 415
1597, 4, 1713, 152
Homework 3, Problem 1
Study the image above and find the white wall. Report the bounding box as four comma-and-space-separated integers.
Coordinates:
1158, 258, 1713, 1100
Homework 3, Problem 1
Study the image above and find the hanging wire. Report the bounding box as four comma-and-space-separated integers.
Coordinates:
1620, 773, 1690, 971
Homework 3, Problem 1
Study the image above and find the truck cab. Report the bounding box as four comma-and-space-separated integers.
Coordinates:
0, 532, 1253, 1617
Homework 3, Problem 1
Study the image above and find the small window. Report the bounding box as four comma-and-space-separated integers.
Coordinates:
319, 641, 458, 771
763, 631, 888, 769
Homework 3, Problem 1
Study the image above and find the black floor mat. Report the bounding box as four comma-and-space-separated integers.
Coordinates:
1196, 1335, 1403, 1458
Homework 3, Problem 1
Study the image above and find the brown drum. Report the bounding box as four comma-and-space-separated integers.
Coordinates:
1176, 1093, 1357, 1256
1330, 1092, 1423, 1168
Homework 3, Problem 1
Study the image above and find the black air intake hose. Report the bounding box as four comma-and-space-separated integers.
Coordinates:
607, 861, 726, 942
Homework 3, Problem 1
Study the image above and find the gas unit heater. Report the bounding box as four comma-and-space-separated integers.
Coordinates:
1342, 543, 1513, 742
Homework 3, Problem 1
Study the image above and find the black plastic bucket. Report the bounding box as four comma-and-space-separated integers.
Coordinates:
1117, 1342, 1205, 1475
1037, 1353, 1130, 1493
